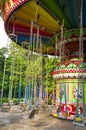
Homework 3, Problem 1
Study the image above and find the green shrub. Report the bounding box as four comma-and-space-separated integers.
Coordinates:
13, 98, 18, 105
0, 98, 8, 104
13, 98, 24, 105
48, 99, 52, 105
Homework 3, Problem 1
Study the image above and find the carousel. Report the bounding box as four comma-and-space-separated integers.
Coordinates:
0, 0, 86, 126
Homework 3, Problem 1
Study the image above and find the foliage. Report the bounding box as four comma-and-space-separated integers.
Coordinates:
0, 40, 56, 103
0, 97, 9, 103
48, 98, 52, 105
12, 98, 19, 105
43, 56, 56, 93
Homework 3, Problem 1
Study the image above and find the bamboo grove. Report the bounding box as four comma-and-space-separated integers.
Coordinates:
0, 41, 56, 104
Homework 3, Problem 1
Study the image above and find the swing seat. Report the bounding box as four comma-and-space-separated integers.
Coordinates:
73, 116, 85, 127
42, 103, 47, 110
1, 102, 10, 112
20, 102, 27, 111
75, 117, 83, 122
53, 113, 58, 118
34, 108, 39, 114
73, 120, 85, 127
28, 108, 37, 119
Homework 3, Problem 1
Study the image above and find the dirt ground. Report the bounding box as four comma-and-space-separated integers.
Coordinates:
0, 105, 86, 130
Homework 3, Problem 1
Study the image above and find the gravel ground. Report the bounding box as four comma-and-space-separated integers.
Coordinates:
0, 106, 86, 130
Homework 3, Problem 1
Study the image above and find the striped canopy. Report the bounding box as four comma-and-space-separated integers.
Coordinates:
0, 0, 86, 54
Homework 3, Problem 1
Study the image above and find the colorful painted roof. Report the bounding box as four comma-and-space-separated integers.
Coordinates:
1, 0, 86, 30
40, 0, 86, 28
0, 0, 86, 54
51, 59, 86, 79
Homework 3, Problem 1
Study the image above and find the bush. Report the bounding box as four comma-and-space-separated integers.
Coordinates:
0, 98, 8, 104
48, 99, 52, 105
13, 98, 18, 105
0, 98, 24, 105
13, 98, 24, 105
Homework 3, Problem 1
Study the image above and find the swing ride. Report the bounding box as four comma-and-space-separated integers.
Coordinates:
0, 0, 86, 127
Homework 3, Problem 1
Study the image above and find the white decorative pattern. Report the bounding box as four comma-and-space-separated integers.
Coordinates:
53, 72, 86, 79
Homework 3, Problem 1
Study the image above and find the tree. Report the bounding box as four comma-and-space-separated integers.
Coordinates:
42, 55, 56, 104
0, 41, 57, 104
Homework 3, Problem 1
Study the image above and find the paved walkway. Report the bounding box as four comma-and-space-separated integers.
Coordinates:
0, 106, 86, 130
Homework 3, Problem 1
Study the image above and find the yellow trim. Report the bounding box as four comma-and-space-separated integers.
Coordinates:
10, 0, 60, 33
75, 117, 83, 122
57, 79, 78, 83
53, 113, 58, 117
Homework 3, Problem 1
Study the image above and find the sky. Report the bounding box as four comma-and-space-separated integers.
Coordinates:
0, 17, 9, 49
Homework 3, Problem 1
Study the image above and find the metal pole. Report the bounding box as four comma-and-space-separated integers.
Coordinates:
76, 0, 84, 117
0, 57, 6, 104
60, 20, 64, 62
0, 38, 9, 104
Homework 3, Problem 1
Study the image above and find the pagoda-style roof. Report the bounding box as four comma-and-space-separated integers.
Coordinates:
51, 59, 86, 79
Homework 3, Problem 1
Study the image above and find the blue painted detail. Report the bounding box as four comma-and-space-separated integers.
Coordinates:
25, 85, 28, 103
18, 83, 21, 103
36, 80, 40, 98
12, 35, 50, 46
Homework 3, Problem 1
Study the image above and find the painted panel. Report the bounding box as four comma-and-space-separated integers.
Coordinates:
2, 0, 27, 20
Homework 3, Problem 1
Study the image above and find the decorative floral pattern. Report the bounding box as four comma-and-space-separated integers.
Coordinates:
2, 0, 27, 20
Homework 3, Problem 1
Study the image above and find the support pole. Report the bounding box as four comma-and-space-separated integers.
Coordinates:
1, 39, 9, 105
0, 57, 6, 105
60, 20, 64, 62
76, 0, 84, 117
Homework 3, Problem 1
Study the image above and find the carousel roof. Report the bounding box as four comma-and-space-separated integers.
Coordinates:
0, 0, 86, 54
51, 59, 86, 79
1, 0, 86, 28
